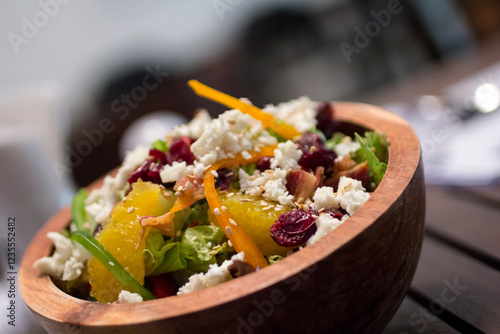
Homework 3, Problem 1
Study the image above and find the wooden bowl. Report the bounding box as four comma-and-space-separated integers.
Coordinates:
20, 102, 425, 333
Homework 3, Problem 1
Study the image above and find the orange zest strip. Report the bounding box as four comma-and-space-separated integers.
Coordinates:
188, 80, 300, 140
204, 144, 278, 269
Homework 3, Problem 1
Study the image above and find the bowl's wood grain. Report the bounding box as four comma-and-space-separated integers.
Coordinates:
20, 102, 425, 333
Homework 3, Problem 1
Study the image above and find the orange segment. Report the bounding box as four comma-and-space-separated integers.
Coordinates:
88, 182, 171, 303
204, 145, 277, 269
209, 193, 293, 256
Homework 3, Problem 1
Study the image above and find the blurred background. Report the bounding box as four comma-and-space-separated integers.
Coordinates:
1, 1, 500, 333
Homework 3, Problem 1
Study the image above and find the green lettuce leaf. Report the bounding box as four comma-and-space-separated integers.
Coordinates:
143, 231, 187, 276
180, 225, 231, 272
354, 133, 387, 185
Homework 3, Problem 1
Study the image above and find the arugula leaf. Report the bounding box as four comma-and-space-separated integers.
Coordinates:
71, 188, 89, 232
363, 131, 388, 163
354, 133, 387, 185
71, 230, 155, 301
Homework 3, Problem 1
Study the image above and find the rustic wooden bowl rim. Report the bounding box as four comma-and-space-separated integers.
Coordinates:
20, 102, 421, 327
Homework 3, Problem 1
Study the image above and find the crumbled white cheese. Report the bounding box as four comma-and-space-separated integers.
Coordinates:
169, 109, 212, 139
311, 177, 370, 215
263, 179, 294, 206
337, 176, 370, 215
312, 186, 340, 211
263, 96, 318, 133
334, 138, 361, 160
190, 109, 277, 165
160, 161, 189, 183
307, 214, 349, 245
270, 140, 302, 170
85, 145, 149, 224
177, 252, 245, 295
34, 232, 92, 281
117, 290, 144, 303
239, 168, 293, 206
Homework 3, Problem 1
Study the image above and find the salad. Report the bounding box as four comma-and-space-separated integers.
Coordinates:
34, 81, 388, 304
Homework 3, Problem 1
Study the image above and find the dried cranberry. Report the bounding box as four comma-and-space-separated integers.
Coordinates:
146, 161, 164, 184
295, 133, 337, 171
256, 156, 272, 172
299, 147, 336, 171
296, 132, 325, 152
167, 136, 196, 165
270, 210, 317, 247
215, 168, 235, 191
149, 148, 167, 165
128, 148, 168, 184
128, 158, 155, 184
315, 102, 337, 138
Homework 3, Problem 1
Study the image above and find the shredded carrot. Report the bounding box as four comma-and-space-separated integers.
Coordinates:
204, 144, 277, 269
188, 80, 301, 140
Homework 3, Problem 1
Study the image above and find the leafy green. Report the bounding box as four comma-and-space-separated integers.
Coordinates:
185, 200, 210, 227
325, 132, 347, 151
151, 139, 169, 152
71, 188, 89, 232
180, 225, 231, 272
142, 225, 233, 276
143, 231, 186, 276
240, 162, 257, 176
71, 230, 155, 301
172, 206, 193, 239
363, 131, 388, 163
354, 133, 387, 185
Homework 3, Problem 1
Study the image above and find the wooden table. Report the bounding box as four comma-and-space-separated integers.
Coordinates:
383, 181, 500, 333
354, 32, 500, 334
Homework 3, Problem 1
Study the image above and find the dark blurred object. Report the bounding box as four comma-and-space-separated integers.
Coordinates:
458, 0, 500, 40
68, 1, 483, 187
69, 56, 247, 187
406, 0, 475, 57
